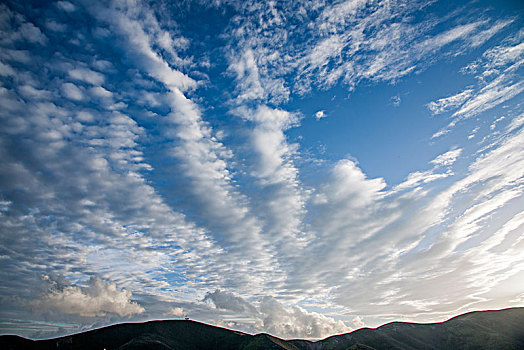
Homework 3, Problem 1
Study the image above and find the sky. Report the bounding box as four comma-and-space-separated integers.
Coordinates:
0, 0, 523, 341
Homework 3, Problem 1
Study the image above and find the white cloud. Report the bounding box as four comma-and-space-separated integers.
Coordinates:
1, 0, 523, 341
430, 148, 462, 167
431, 36, 524, 137
163, 307, 185, 317
245, 106, 300, 184
229, 49, 265, 101
68, 68, 105, 86
238, 105, 307, 249
433, 80, 523, 139
18, 22, 48, 45
490, 116, 505, 130
89, 85, 112, 99
415, 21, 484, 53
324, 158, 386, 206
315, 110, 326, 120
427, 90, 473, 115
18, 85, 51, 100
76, 110, 95, 123
0, 48, 31, 64
391, 96, 401, 107
394, 170, 452, 192
506, 114, 524, 133
204, 290, 257, 314
470, 19, 513, 48
453, 78, 524, 119
56, 1, 76, 12
32, 277, 145, 317
285, 158, 394, 296
281, 116, 524, 324
298, 3, 502, 93
0, 61, 15, 76
45, 20, 67, 33
204, 290, 351, 339
87, 0, 283, 294
163, 92, 277, 278
258, 297, 351, 339
483, 42, 524, 69
61, 82, 84, 101
352, 315, 365, 328
472, 210, 524, 257
0, 19, 233, 324
100, 7, 196, 92
0, 4, 47, 46
225, 0, 513, 101
468, 126, 480, 139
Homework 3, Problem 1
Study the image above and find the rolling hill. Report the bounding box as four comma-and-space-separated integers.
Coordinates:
1, 307, 523, 349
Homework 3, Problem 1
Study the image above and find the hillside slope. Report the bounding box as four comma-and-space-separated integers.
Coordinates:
1, 308, 523, 349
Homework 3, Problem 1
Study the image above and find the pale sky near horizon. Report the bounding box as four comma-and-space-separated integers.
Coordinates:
0, 0, 523, 340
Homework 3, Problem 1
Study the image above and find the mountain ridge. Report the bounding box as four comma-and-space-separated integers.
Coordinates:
1, 307, 523, 349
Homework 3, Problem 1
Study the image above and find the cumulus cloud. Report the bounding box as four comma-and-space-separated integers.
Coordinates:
352, 316, 365, 328
324, 158, 386, 207
315, 110, 326, 120
32, 277, 145, 317
204, 290, 257, 315
163, 307, 186, 317
204, 290, 351, 339
258, 297, 351, 339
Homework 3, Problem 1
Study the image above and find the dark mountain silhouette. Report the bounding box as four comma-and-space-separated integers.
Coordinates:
291, 307, 524, 350
1, 307, 523, 349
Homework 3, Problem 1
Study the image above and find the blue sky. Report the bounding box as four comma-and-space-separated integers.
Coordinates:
0, 0, 523, 340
